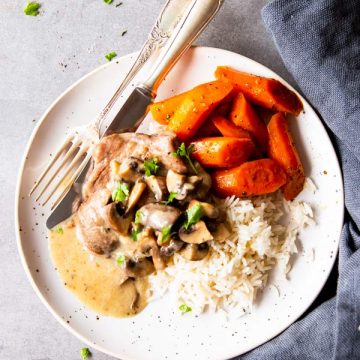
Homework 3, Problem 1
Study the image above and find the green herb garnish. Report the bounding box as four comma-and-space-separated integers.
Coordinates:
135, 210, 142, 225
179, 304, 192, 314
80, 347, 91, 359
112, 182, 129, 202
165, 191, 178, 205
24, 2, 41, 16
144, 158, 160, 177
54, 226, 64, 235
131, 228, 142, 242
117, 254, 126, 266
103, 0, 113, 4
173, 143, 198, 174
105, 51, 117, 61
160, 225, 175, 244
184, 204, 203, 230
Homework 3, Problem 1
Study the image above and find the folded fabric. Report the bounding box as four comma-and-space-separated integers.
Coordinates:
236, 0, 360, 358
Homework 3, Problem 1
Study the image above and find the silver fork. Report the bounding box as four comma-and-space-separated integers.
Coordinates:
29, 0, 194, 208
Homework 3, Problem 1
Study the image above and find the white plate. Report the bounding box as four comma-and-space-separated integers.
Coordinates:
15, 47, 344, 360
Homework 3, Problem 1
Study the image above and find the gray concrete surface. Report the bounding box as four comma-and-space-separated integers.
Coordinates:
0, 1, 294, 359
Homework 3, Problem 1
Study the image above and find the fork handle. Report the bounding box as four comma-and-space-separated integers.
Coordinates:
139, 0, 224, 97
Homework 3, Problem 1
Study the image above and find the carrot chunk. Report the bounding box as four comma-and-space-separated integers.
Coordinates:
268, 112, 305, 200
215, 66, 303, 115
190, 137, 255, 168
149, 93, 184, 125
165, 81, 233, 141
211, 159, 287, 198
229, 92, 269, 153
212, 115, 252, 139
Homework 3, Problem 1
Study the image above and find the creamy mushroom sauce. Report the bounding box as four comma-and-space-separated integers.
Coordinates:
49, 132, 226, 318
49, 219, 148, 317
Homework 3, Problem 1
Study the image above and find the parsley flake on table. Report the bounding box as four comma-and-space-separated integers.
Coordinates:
24, 2, 41, 16
80, 347, 91, 359
144, 158, 160, 177
105, 51, 117, 61
179, 304, 192, 314
112, 181, 129, 202
103, 0, 113, 4
184, 203, 203, 230
173, 143, 198, 174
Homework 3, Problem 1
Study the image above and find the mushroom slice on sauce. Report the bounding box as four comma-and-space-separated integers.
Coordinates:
104, 203, 133, 235
188, 200, 219, 219
126, 179, 146, 213
114, 157, 143, 181
138, 228, 165, 270
179, 221, 213, 244
137, 203, 181, 231
145, 175, 167, 201
180, 243, 209, 261
123, 258, 155, 278
159, 239, 184, 257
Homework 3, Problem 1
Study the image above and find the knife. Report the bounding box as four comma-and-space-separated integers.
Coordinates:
46, 0, 224, 229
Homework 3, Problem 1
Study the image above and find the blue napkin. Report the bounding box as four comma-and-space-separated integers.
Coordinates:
237, 0, 360, 358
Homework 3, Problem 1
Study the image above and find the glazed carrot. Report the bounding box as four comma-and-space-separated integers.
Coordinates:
229, 92, 269, 153
167, 81, 234, 141
215, 66, 303, 115
196, 117, 221, 137
212, 115, 252, 139
190, 137, 255, 168
149, 93, 184, 125
211, 159, 287, 198
267, 112, 305, 200
212, 101, 232, 117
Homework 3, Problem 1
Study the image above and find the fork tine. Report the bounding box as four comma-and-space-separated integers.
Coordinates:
49, 153, 92, 210
35, 139, 81, 201
42, 146, 88, 206
29, 135, 74, 195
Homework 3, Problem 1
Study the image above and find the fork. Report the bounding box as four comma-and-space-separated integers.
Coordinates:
29, 0, 194, 208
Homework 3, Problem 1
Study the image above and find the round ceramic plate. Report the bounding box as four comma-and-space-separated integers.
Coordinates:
15, 47, 344, 360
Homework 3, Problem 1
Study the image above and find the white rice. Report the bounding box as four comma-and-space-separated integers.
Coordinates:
149, 187, 315, 315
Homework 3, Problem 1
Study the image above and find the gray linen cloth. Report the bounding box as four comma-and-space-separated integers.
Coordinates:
237, 0, 360, 358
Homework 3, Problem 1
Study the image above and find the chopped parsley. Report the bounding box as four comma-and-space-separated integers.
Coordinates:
112, 182, 129, 202
117, 254, 126, 266
160, 225, 175, 244
135, 210, 142, 225
144, 158, 160, 177
24, 2, 41, 16
173, 143, 198, 174
165, 191, 178, 205
54, 226, 64, 235
105, 51, 117, 61
80, 347, 91, 359
184, 204, 203, 230
103, 0, 113, 4
179, 304, 192, 314
131, 228, 142, 241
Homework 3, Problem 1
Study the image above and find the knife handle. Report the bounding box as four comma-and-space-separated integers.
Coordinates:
139, 0, 225, 97
94, 0, 195, 130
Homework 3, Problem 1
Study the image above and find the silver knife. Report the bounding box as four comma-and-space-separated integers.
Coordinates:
46, 0, 224, 229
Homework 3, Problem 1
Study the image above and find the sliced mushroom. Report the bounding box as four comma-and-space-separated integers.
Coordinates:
145, 175, 167, 201
179, 221, 213, 244
212, 223, 231, 243
138, 228, 165, 270
126, 179, 146, 213
180, 243, 209, 261
123, 258, 154, 278
137, 203, 181, 231
159, 239, 184, 257
166, 169, 195, 200
188, 200, 219, 219
103, 203, 132, 235
188, 175, 203, 187
115, 157, 143, 181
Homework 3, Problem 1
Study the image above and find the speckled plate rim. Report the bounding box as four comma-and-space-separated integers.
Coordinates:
15, 46, 344, 360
